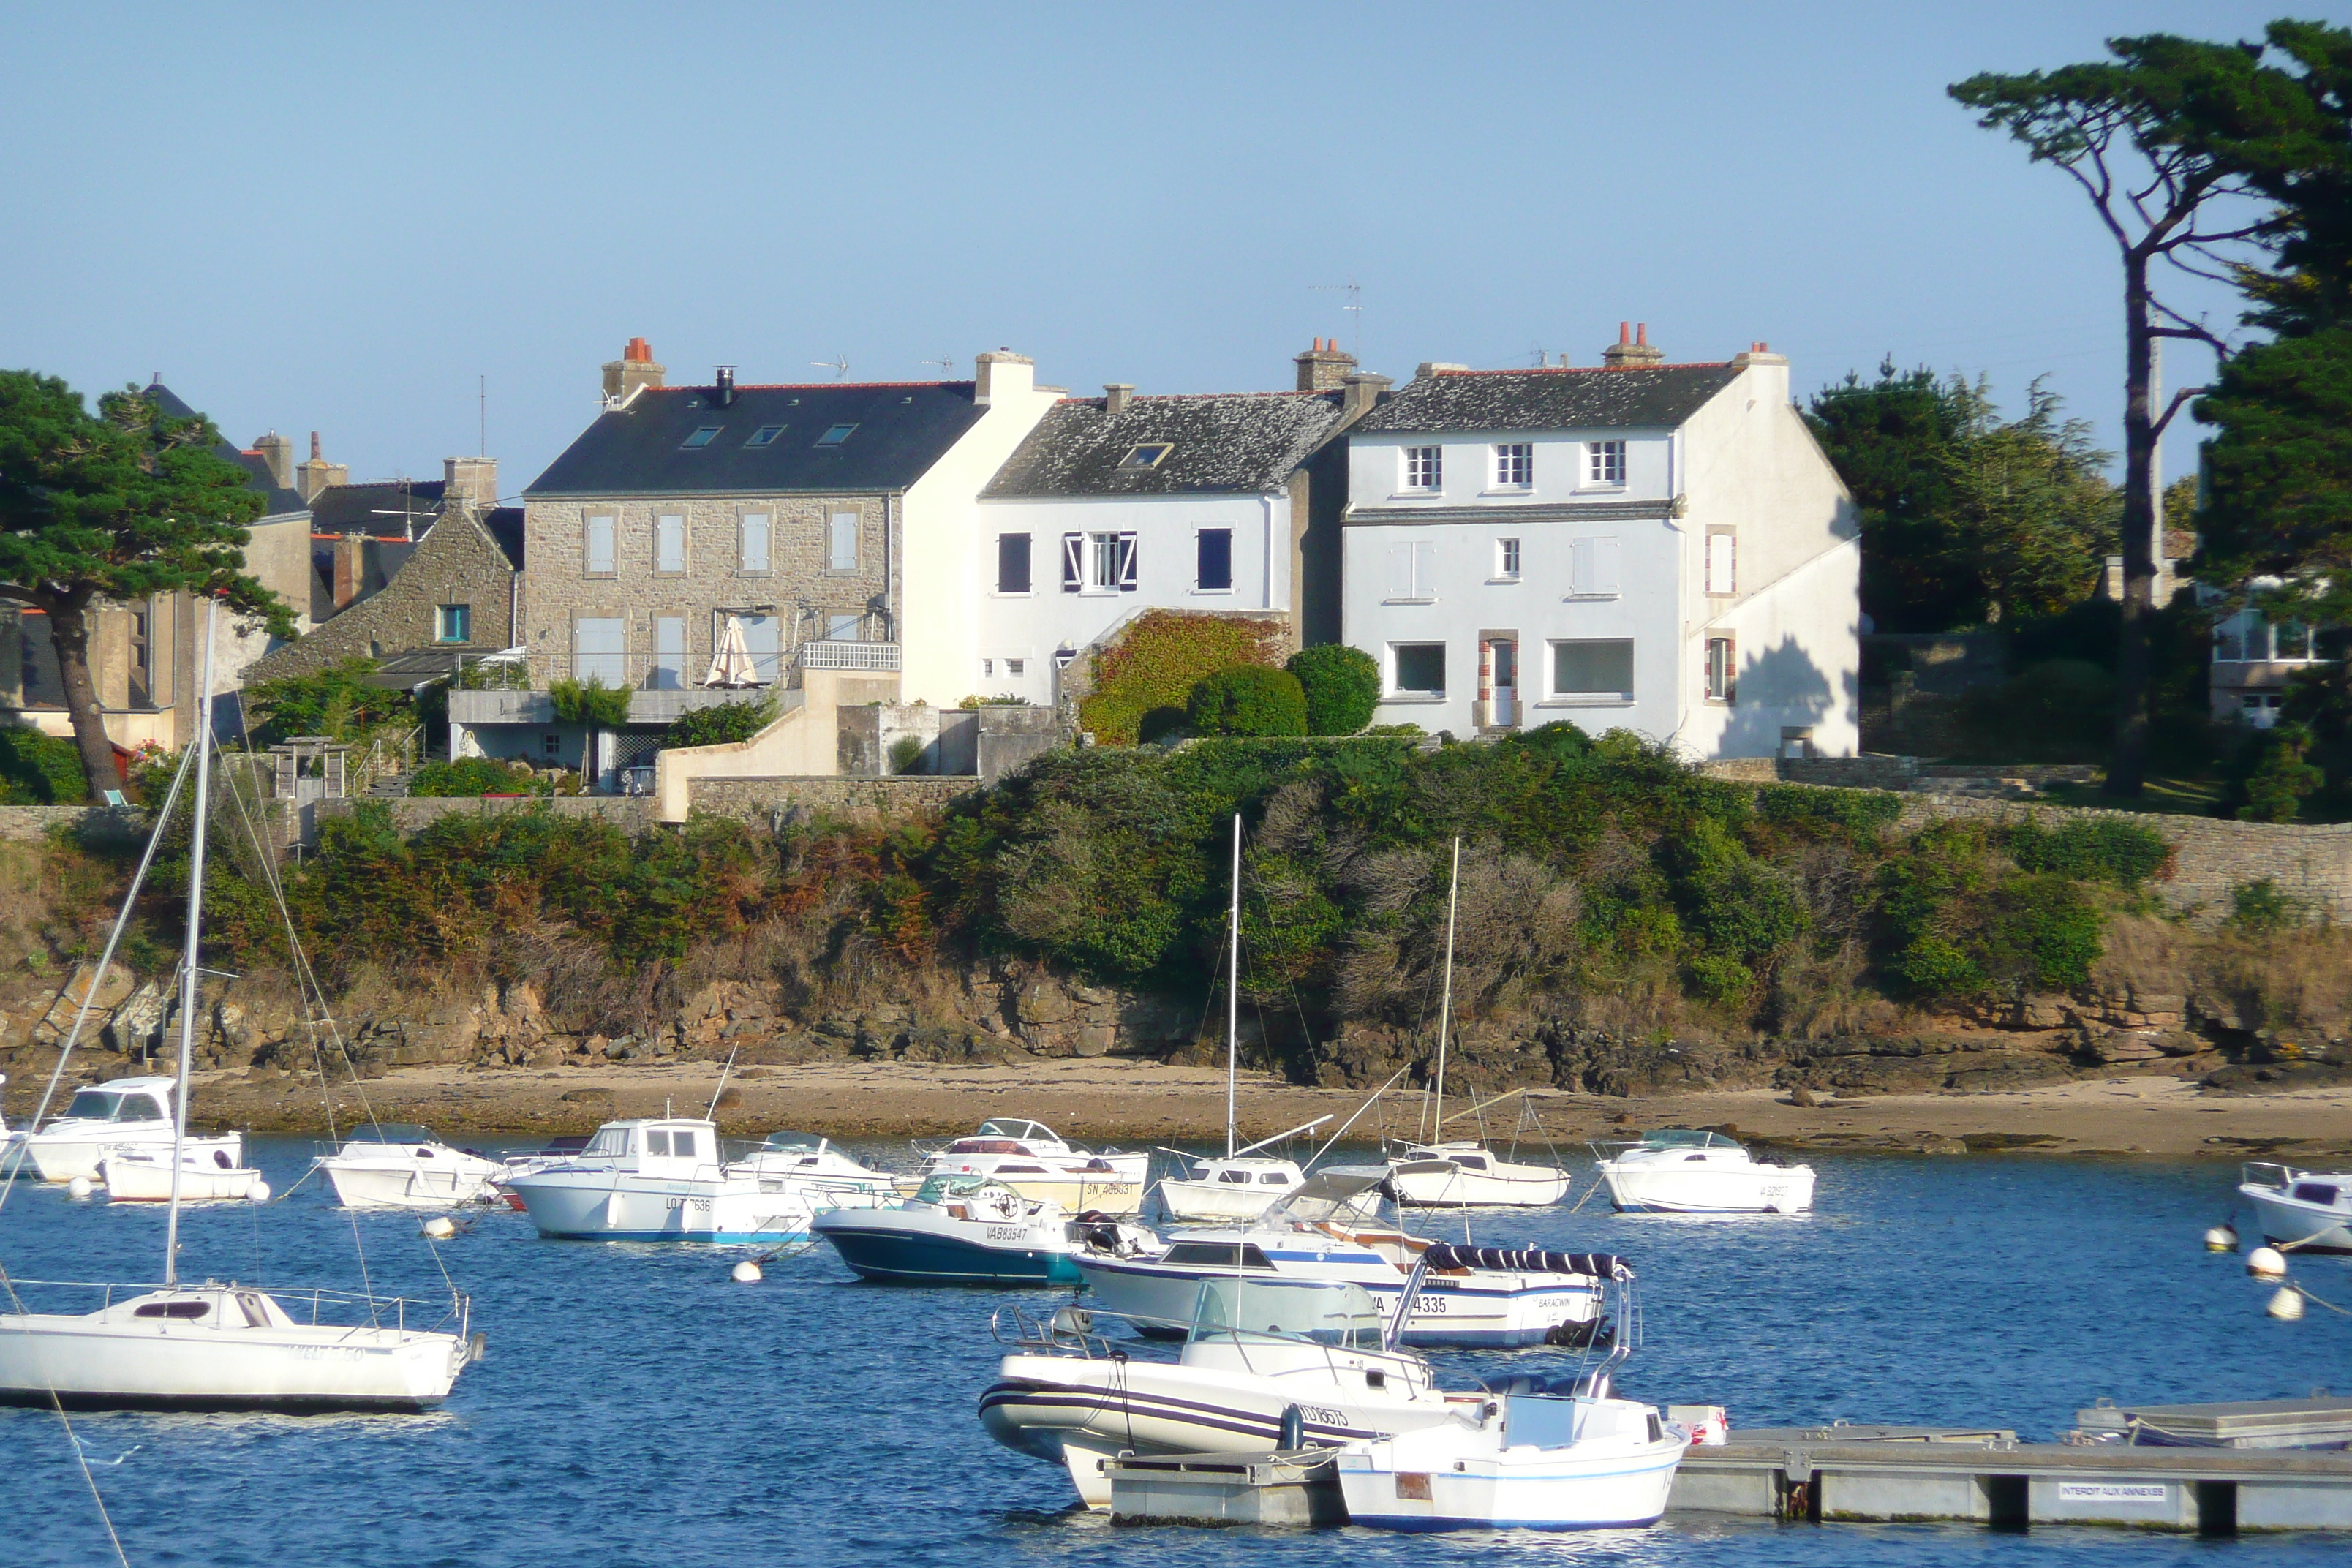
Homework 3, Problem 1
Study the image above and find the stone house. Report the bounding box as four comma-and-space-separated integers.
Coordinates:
1340, 325, 1861, 758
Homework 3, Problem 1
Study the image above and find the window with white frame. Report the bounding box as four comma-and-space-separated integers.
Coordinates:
1196, 528, 1233, 592
1403, 445, 1442, 491
1586, 440, 1627, 486
1492, 443, 1532, 489
574, 617, 625, 685
1005, 657, 1025, 676
1494, 538, 1520, 581
1705, 531, 1735, 596
1391, 642, 1446, 696
1568, 536, 1621, 598
1062, 531, 1137, 593
981, 657, 993, 678
739, 512, 772, 573
1385, 541, 1438, 603
1705, 636, 1735, 703
827, 511, 859, 573
584, 513, 617, 575
1551, 638, 1634, 701
655, 513, 686, 574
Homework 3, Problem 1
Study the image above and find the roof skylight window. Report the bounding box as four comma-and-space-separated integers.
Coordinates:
745, 425, 786, 448
815, 423, 859, 448
1120, 443, 1175, 470
682, 426, 724, 450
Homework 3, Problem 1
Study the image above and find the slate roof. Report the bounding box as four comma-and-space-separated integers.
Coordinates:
983, 392, 1348, 498
524, 381, 990, 497
480, 506, 524, 569
309, 480, 446, 538
146, 382, 309, 516
1352, 364, 1744, 435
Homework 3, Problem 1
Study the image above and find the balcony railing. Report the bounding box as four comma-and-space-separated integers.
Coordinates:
798, 641, 901, 671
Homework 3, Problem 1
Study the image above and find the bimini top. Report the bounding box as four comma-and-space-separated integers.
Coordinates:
1422, 1244, 1631, 1281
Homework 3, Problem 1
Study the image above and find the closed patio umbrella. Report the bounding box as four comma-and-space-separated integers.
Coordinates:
703, 615, 759, 688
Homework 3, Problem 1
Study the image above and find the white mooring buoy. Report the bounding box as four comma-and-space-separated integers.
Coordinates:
731, 1259, 763, 1284
66, 1176, 92, 1200
2269, 1286, 2307, 1321
2248, 1246, 2289, 1280
2205, 1223, 2239, 1253
421, 1215, 457, 1240
247, 1179, 271, 1204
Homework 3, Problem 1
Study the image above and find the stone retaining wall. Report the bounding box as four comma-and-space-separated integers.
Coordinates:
314, 795, 656, 834
0, 804, 144, 842
687, 775, 978, 822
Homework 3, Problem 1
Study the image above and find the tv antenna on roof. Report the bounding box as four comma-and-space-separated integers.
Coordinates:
1313, 279, 1364, 360
810, 355, 850, 380
919, 354, 957, 377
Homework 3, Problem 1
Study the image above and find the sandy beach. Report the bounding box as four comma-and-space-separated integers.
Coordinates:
82, 1058, 2352, 1162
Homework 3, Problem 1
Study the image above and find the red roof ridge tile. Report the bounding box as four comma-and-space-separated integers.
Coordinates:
1433, 362, 1734, 377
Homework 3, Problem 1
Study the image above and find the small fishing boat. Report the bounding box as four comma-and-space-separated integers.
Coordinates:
2240, 1162, 2352, 1254
15, 1075, 243, 1186
312, 1123, 502, 1210
502, 1116, 819, 1242
1594, 1129, 1816, 1214
99, 1145, 268, 1204
1159, 1153, 1313, 1221
1079, 1168, 1610, 1348
735, 1130, 896, 1199
980, 1274, 1476, 1508
1335, 1262, 1686, 1530
813, 1175, 1126, 1284
911, 1118, 1147, 1215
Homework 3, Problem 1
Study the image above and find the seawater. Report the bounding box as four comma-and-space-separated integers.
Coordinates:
3, 1139, 2348, 1566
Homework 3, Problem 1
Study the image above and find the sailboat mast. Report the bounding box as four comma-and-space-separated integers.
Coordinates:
1225, 812, 1240, 1161
1431, 835, 1460, 1144
164, 598, 220, 1288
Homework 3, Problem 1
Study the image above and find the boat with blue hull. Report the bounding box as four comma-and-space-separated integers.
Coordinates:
813, 1176, 1137, 1284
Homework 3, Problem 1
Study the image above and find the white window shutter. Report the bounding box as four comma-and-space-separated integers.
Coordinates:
1411, 542, 1436, 600
1707, 533, 1735, 595
1591, 538, 1620, 595
1569, 538, 1592, 595
1387, 546, 1410, 600
1061, 533, 1082, 592
1117, 532, 1139, 592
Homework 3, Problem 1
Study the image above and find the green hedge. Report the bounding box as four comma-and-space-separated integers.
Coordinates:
1188, 666, 1308, 737
0, 726, 87, 804
1078, 610, 1287, 745
663, 697, 776, 750
2001, 817, 2172, 887
1286, 644, 1380, 736
409, 757, 546, 797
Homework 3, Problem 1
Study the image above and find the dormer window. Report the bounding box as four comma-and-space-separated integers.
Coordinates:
1120, 443, 1174, 470
815, 423, 858, 447
745, 425, 785, 448
682, 426, 724, 450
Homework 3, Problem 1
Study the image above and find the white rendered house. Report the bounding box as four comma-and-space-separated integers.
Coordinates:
1340, 331, 1860, 758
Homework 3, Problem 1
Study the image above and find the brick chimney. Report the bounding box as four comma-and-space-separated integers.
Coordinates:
443, 456, 498, 509
1602, 322, 1665, 369
333, 532, 366, 609
1294, 338, 1356, 392
973, 348, 1033, 407
297, 430, 348, 501
1341, 371, 1393, 423
1103, 383, 1133, 415
252, 430, 293, 489
601, 336, 666, 405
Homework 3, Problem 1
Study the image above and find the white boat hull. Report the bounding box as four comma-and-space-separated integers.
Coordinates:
1077, 1256, 1601, 1349
99, 1154, 263, 1203
27, 1129, 242, 1185
910, 1164, 1146, 1217
1337, 1410, 1686, 1530
2242, 1180, 2352, 1255
1599, 1161, 1814, 1215
505, 1168, 818, 1242
318, 1151, 501, 1210
1390, 1160, 1572, 1208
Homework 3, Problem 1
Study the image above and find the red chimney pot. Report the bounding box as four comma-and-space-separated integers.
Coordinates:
1618, 322, 1631, 344
1636, 323, 1648, 347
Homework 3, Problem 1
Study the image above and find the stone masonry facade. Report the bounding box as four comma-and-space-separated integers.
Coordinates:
522, 493, 893, 685
246, 505, 518, 682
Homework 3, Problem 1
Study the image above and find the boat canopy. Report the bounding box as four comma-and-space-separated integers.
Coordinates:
1421, 1243, 1630, 1280
1258, 1164, 1387, 1225
1188, 1276, 1385, 1350
1639, 1129, 1741, 1150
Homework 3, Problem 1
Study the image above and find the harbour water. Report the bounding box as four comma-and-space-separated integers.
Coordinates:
3, 1137, 2347, 1564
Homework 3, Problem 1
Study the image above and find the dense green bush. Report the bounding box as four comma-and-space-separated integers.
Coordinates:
1078, 610, 1287, 745
1286, 644, 1380, 736
1188, 666, 1308, 738
0, 725, 88, 804
244, 657, 414, 745
663, 697, 776, 750
1872, 821, 2108, 1000
2001, 816, 2172, 886
408, 757, 544, 797
1755, 784, 1902, 840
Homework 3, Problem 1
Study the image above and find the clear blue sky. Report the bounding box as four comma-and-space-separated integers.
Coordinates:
1, 1, 2321, 498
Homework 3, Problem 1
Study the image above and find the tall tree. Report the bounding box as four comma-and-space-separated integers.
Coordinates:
1953, 34, 2315, 795
0, 373, 295, 794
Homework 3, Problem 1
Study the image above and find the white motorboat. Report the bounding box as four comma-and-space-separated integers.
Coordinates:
912, 1118, 1147, 1215
1595, 1129, 1816, 1214
15, 1075, 244, 1185
981, 1275, 1477, 1507
1387, 1142, 1576, 1207
99, 1145, 267, 1204
1335, 1373, 1687, 1530
0, 602, 480, 1414
1079, 1167, 1610, 1348
503, 1116, 821, 1242
1160, 1154, 1324, 1221
811, 1175, 1134, 1285
2240, 1162, 2352, 1254
313, 1123, 502, 1210
735, 1130, 897, 1199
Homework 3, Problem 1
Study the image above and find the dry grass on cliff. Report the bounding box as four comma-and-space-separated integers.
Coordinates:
2094, 913, 2352, 1035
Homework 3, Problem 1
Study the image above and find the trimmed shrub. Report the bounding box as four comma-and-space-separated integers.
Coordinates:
1078, 610, 1287, 745
2002, 817, 2172, 886
1187, 666, 1308, 738
0, 725, 88, 804
1286, 644, 1379, 736
409, 757, 544, 797
663, 697, 776, 750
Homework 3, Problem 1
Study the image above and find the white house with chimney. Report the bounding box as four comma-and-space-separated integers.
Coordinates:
1340, 326, 1860, 758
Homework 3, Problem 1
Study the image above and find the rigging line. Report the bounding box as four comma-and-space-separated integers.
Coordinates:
0, 1265, 133, 1568
216, 755, 344, 1142
0, 739, 200, 1208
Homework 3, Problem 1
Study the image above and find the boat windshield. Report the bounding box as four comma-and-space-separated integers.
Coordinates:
761, 1131, 826, 1153
1188, 1277, 1385, 1351
62, 1090, 122, 1121
1641, 1129, 1740, 1150
913, 1174, 1008, 1205
348, 1123, 436, 1144
582, 1126, 635, 1158
977, 1118, 1055, 1144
